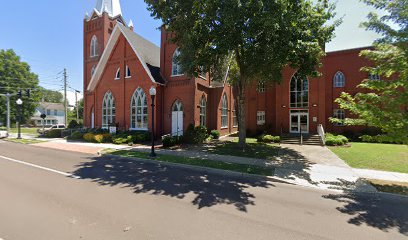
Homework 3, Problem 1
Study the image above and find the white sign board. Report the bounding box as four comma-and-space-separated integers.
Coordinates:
109, 126, 117, 134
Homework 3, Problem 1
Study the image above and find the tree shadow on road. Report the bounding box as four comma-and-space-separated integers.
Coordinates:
71, 155, 275, 212
323, 193, 408, 235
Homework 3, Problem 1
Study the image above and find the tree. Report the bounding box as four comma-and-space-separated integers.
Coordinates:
38, 88, 64, 103
334, 0, 408, 143
68, 98, 84, 124
145, 0, 339, 148
0, 49, 41, 124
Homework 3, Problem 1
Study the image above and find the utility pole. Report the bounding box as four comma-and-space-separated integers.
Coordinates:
75, 90, 80, 122
64, 68, 68, 126
0, 93, 13, 131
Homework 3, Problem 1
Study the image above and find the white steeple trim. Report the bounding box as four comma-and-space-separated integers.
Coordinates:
95, 0, 122, 18
84, 12, 89, 20
128, 19, 134, 28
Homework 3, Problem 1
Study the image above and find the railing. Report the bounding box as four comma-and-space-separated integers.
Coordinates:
317, 124, 326, 146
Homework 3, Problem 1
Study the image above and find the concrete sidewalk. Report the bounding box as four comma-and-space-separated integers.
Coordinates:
26, 138, 407, 191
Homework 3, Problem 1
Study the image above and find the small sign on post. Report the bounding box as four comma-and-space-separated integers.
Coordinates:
109, 126, 117, 135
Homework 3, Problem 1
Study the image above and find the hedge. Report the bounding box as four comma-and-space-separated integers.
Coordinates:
325, 133, 349, 146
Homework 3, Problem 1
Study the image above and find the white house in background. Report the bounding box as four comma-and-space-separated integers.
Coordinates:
31, 102, 66, 126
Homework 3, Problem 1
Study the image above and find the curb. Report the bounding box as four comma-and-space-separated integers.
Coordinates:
99, 152, 396, 195
101, 153, 293, 185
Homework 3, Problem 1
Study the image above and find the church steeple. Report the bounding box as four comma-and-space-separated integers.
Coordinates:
95, 0, 122, 18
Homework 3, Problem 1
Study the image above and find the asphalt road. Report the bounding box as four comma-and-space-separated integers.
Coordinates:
0, 140, 407, 240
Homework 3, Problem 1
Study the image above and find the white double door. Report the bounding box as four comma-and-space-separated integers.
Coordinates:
171, 101, 184, 136
290, 110, 309, 134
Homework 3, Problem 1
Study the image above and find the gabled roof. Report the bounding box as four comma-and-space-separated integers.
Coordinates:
87, 24, 164, 91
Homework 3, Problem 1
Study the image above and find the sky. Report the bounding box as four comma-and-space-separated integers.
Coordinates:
0, 0, 381, 105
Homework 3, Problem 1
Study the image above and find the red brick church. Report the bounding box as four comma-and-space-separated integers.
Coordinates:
83, 0, 373, 137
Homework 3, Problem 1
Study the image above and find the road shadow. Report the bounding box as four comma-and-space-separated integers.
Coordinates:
186, 141, 316, 185
71, 155, 274, 212
323, 192, 408, 235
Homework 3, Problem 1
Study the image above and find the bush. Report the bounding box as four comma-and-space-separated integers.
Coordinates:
183, 124, 209, 144
44, 129, 62, 138
257, 135, 280, 143
70, 131, 84, 140
360, 135, 402, 144
162, 135, 183, 148
83, 133, 96, 142
131, 132, 150, 143
94, 133, 112, 143
325, 133, 348, 146
68, 120, 79, 129
210, 130, 220, 140
0, 127, 7, 131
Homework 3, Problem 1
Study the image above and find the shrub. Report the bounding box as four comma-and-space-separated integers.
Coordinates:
162, 135, 183, 148
257, 135, 280, 143
70, 131, 84, 140
183, 124, 209, 144
210, 130, 220, 140
44, 129, 62, 138
68, 120, 79, 129
360, 135, 402, 144
325, 133, 348, 146
94, 133, 112, 143
83, 133, 96, 142
131, 132, 150, 143
0, 127, 7, 131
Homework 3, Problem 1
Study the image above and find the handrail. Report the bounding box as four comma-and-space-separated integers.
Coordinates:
317, 124, 326, 146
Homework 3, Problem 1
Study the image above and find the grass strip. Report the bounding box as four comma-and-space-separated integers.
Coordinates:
5, 138, 45, 144
111, 150, 274, 176
368, 179, 408, 196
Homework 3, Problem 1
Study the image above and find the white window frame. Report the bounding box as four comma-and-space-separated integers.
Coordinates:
90, 35, 98, 57
115, 68, 120, 80
172, 48, 183, 76
102, 91, 116, 129
333, 71, 345, 88
125, 65, 132, 79
257, 81, 265, 93
130, 88, 148, 130
233, 110, 238, 128
290, 73, 309, 108
199, 66, 206, 79
221, 94, 228, 129
257, 111, 266, 126
333, 109, 345, 126
199, 96, 207, 126
368, 73, 381, 81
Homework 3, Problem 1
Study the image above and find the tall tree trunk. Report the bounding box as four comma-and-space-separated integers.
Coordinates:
237, 79, 246, 150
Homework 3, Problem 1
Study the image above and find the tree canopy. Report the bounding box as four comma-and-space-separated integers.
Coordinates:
334, 0, 408, 143
0, 49, 41, 125
145, 0, 339, 147
38, 88, 64, 103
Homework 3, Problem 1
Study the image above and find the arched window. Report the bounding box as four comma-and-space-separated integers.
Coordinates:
115, 68, 120, 80
91, 65, 96, 77
172, 48, 183, 76
90, 35, 98, 57
102, 91, 115, 129
290, 73, 309, 108
333, 71, 345, 87
125, 65, 132, 78
130, 88, 148, 130
200, 96, 207, 126
221, 94, 228, 128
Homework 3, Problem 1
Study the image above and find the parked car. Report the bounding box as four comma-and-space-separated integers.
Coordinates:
0, 128, 8, 138
38, 124, 66, 134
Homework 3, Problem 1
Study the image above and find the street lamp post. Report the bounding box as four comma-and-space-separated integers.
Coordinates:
16, 98, 23, 139
149, 86, 157, 158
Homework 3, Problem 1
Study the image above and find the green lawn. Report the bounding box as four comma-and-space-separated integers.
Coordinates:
111, 150, 274, 176
5, 138, 45, 144
9, 128, 40, 135
329, 143, 408, 173
204, 138, 280, 160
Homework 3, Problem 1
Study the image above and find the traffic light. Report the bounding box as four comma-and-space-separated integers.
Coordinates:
17, 90, 22, 98
26, 89, 31, 98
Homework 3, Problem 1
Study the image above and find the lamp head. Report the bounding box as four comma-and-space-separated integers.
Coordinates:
149, 86, 157, 96
16, 99, 23, 105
